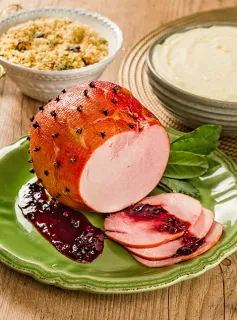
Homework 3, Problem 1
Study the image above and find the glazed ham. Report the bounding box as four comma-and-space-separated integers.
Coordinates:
126, 208, 214, 260
132, 222, 223, 267
105, 193, 202, 247
29, 81, 170, 213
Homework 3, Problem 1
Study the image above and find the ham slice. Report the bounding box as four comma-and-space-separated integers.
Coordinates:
190, 208, 214, 238
105, 193, 202, 248
29, 81, 170, 213
132, 221, 223, 267
126, 208, 214, 260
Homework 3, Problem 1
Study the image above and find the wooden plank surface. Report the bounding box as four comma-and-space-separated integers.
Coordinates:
0, 0, 237, 319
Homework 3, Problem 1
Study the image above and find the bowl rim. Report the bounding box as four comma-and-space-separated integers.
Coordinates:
147, 68, 237, 116
147, 21, 237, 109
0, 6, 123, 75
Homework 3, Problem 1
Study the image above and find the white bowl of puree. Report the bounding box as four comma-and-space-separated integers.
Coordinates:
147, 23, 237, 136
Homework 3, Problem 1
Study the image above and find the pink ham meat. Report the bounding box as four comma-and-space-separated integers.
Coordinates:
30, 81, 170, 213
132, 221, 223, 267
105, 193, 202, 248
126, 208, 214, 260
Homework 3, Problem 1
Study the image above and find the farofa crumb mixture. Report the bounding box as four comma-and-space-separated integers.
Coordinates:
0, 17, 109, 70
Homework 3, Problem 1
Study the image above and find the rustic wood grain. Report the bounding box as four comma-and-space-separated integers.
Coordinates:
0, 0, 237, 319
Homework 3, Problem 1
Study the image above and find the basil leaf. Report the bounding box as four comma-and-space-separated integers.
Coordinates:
206, 157, 222, 173
149, 186, 166, 196
161, 177, 200, 199
166, 127, 185, 143
164, 151, 209, 179
171, 138, 217, 155
172, 125, 222, 144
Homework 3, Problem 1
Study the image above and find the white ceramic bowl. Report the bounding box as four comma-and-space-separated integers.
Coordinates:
147, 23, 237, 137
0, 6, 123, 102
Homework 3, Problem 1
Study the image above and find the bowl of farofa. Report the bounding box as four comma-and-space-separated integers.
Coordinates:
0, 6, 123, 102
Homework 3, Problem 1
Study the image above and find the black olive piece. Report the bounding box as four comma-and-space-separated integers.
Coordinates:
129, 124, 135, 129
16, 40, 28, 51
62, 89, 66, 93
33, 147, 41, 152
35, 32, 44, 38
103, 109, 109, 116
52, 133, 59, 138
84, 89, 88, 96
39, 106, 44, 111
30, 116, 35, 122
67, 45, 80, 52
29, 168, 35, 174
82, 58, 87, 65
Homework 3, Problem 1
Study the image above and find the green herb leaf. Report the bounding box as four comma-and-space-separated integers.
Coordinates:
149, 186, 166, 196
206, 157, 222, 173
161, 177, 200, 199
171, 138, 217, 155
172, 125, 222, 144
166, 127, 185, 143
164, 151, 209, 179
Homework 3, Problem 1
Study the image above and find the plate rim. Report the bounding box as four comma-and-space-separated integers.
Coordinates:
0, 134, 237, 293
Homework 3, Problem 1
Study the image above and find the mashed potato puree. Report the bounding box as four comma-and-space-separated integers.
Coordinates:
152, 26, 237, 102
0, 17, 108, 70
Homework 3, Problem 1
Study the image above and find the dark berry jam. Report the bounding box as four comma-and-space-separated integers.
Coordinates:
175, 233, 204, 257
126, 203, 191, 234
18, 182, 104, 263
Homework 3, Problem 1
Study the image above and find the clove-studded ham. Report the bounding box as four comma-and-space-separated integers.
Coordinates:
126, 208, 214, 260
29, 81, 170, 212
132, 221, 223, 267
105, 193, 202, 247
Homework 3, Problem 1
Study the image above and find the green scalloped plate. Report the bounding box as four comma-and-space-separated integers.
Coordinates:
0, 128, 237, 293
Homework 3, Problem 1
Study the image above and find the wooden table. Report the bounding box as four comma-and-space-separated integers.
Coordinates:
0, 0, 237, 319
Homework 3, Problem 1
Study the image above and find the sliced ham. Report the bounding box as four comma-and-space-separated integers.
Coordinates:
105, 193, 202, 248
126, 207, 214, 260
29, 81, 170, 213
190, 208, 214, 238
132, 221, 223, 267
